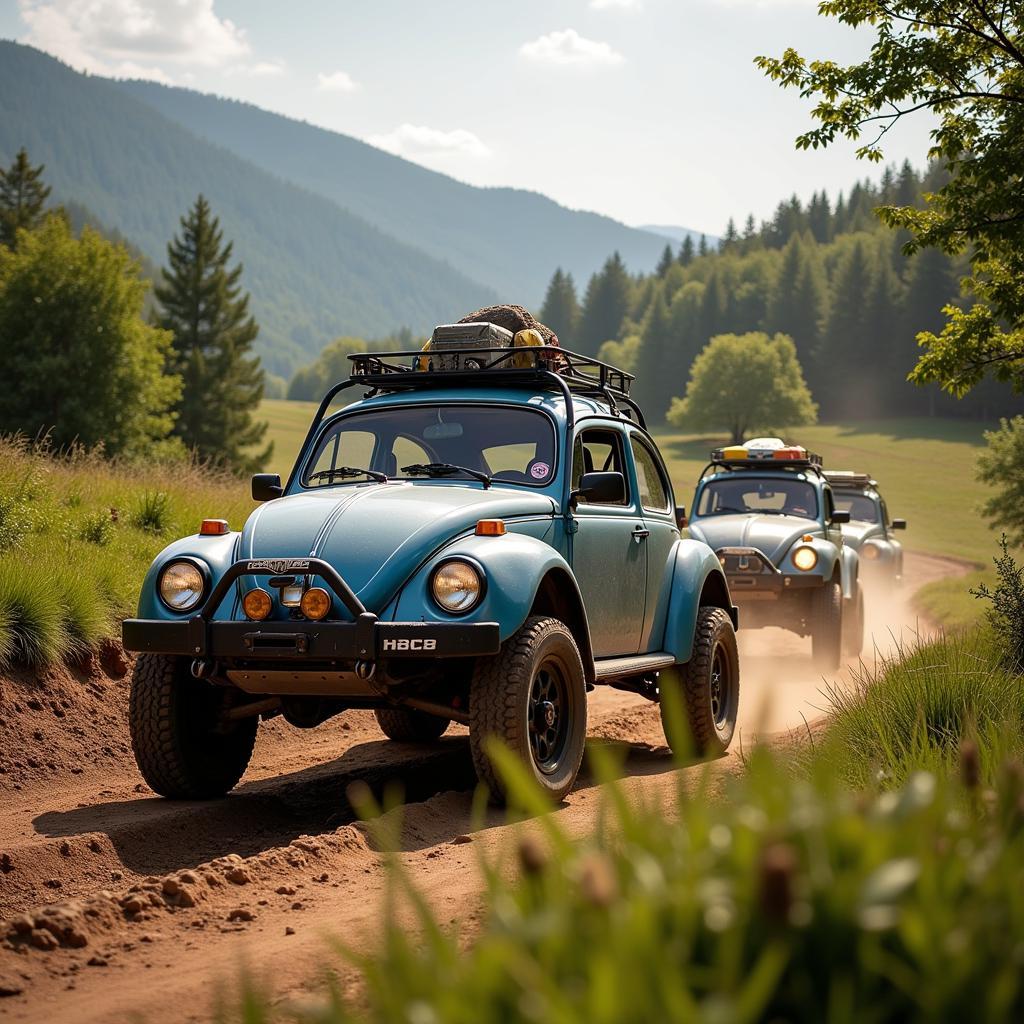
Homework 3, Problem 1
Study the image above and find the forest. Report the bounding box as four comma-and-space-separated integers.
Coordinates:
538, 162, 1018, 424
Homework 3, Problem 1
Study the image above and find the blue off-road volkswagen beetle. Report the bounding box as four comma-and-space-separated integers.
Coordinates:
122, 329, 739, 803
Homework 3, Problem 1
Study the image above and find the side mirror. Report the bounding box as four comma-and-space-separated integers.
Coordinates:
251, 473, 283, 502
675, 505, 688, 529
891, 518, 907, 530
831, 509, 851, 525
571, 471, 625, 507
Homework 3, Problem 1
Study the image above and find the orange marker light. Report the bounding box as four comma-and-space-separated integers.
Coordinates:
242, 588, 272, 621
200, 518, 229, 535
475, 519, 506, 537
300, 587, 331, 620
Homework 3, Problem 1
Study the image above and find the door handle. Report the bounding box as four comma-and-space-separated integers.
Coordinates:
632, 525, 650, 542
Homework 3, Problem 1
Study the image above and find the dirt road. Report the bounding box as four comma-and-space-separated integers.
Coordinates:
0, 551, 965, 1020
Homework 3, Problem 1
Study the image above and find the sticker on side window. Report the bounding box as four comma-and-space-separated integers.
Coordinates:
530, 462, 550, 479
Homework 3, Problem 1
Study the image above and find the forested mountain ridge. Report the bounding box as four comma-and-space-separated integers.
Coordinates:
549, 163, 1020, 424
0, 42, 494, 376
116, 79, 673, 301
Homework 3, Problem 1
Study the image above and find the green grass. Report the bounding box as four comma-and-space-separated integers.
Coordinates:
260, 398, 318, 477
0, 435, 254, 667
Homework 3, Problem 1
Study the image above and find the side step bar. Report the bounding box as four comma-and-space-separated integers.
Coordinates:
593, 651, 676, 682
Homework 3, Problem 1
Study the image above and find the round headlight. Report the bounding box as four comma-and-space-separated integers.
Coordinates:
862, 543, 880, 561
431, 560, 483, 613
792, 546, 818, 572
158, 560, 206, 612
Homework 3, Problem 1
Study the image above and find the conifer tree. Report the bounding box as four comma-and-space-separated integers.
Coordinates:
678, 235, 695, 267
0, 148, 51, 249
539, 268, 581, 348
633, 291, 674, 419
577, 253, 632, 355
156, 195, 271, 473
698, 235, 709, 258
656, 243, 674, 277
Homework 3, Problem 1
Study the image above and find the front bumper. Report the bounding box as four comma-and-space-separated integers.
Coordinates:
124, 555, 500, 661
718, 546, 824, 600
122, 617, 500, 660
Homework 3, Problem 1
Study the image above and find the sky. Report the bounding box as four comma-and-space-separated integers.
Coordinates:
0, 0, 936, 235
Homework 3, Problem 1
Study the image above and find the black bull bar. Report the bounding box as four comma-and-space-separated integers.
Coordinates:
122, 557, 499, 661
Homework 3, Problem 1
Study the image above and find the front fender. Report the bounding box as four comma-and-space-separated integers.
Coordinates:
840, 545, 860, 599
135, 532, 241, 620
389, 532, 586, 646
662, 539, 736, 665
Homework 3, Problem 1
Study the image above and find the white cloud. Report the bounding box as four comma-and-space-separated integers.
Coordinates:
590, 0, 643, 10
368, 124, 492, 162
316, 69, 359, 93
17, 0, 261, 81
519, 29, 624, 68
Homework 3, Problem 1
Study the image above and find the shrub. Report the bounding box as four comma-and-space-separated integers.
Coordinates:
971, 536, 1024, 670
132, 490, 173, 533
75, 509, 115, 546
237, 747, 1024, 1023
53, 566, 109, 658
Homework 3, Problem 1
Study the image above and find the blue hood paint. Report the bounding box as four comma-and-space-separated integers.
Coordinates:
239, 482, 555, 611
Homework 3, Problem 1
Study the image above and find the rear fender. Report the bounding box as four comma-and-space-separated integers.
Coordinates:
662, 540, 737, 665
388, 533, 594, 677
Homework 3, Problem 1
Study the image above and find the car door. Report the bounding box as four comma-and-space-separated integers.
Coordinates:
569, 426, 647, 657
629, 432, 680, 652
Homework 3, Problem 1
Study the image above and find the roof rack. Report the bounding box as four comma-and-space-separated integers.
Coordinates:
824, 471, 877, 488
347, 346, 644, 426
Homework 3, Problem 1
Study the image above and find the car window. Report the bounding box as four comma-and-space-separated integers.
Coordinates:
834, 492, 880, 523
304, 405, 556, 487
696, 477, 818, 520
630, 436, 670, 512
571, 429, 629, 506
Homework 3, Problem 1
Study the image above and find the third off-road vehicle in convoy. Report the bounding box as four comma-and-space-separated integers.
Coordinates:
825, 471, 906, 586
123, 320, 739, 805
687, 439, 862, 668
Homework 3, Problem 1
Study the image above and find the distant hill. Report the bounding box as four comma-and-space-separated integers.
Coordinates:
638, 224, 718, 247
0, 42, 494, 376
117, 80, 671, 301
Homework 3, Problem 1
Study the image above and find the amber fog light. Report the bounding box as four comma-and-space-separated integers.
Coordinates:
300, 587, 331, 620
243, 588, 272, 621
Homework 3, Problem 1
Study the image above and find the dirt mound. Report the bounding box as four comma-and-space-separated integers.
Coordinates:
0, 642, 133, 794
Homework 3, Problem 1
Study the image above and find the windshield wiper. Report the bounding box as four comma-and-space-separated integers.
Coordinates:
308, 466, 388, 484
709, 506, 750, 515
401, 463, 492, 489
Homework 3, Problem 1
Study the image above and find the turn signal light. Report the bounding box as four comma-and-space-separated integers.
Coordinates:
300, 587, 331, 620
475, 519, 506, 536
242, 588, 272, 621
200, 518, 229, 535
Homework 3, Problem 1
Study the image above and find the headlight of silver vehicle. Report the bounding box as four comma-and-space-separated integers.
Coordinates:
158, 560, 207, 612
792, 545, 818, 571
431, 559, 483, 613
861, 543, 881, 561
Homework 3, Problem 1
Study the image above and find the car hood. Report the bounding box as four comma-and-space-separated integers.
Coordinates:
239, 483, 555, 612
689, 514, 819, 567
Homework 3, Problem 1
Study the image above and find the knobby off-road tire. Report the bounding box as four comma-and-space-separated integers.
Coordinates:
374, 707, 450, 742
469, 616, 587, 805
812, 579, 844, 670
843, 586, 865, 659
129, 654, 258, 799
660, 606, 739, 758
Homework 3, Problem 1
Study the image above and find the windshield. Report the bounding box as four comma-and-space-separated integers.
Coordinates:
696, 476, 819, 520
303, 405, 556, 488
833, 492, 880, 523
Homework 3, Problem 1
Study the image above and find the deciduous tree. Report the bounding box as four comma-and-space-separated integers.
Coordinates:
667, 332, 817, 443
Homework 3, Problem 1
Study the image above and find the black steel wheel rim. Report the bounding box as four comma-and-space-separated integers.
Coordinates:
709, 643, 731, 729
529, 657, 570, 775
